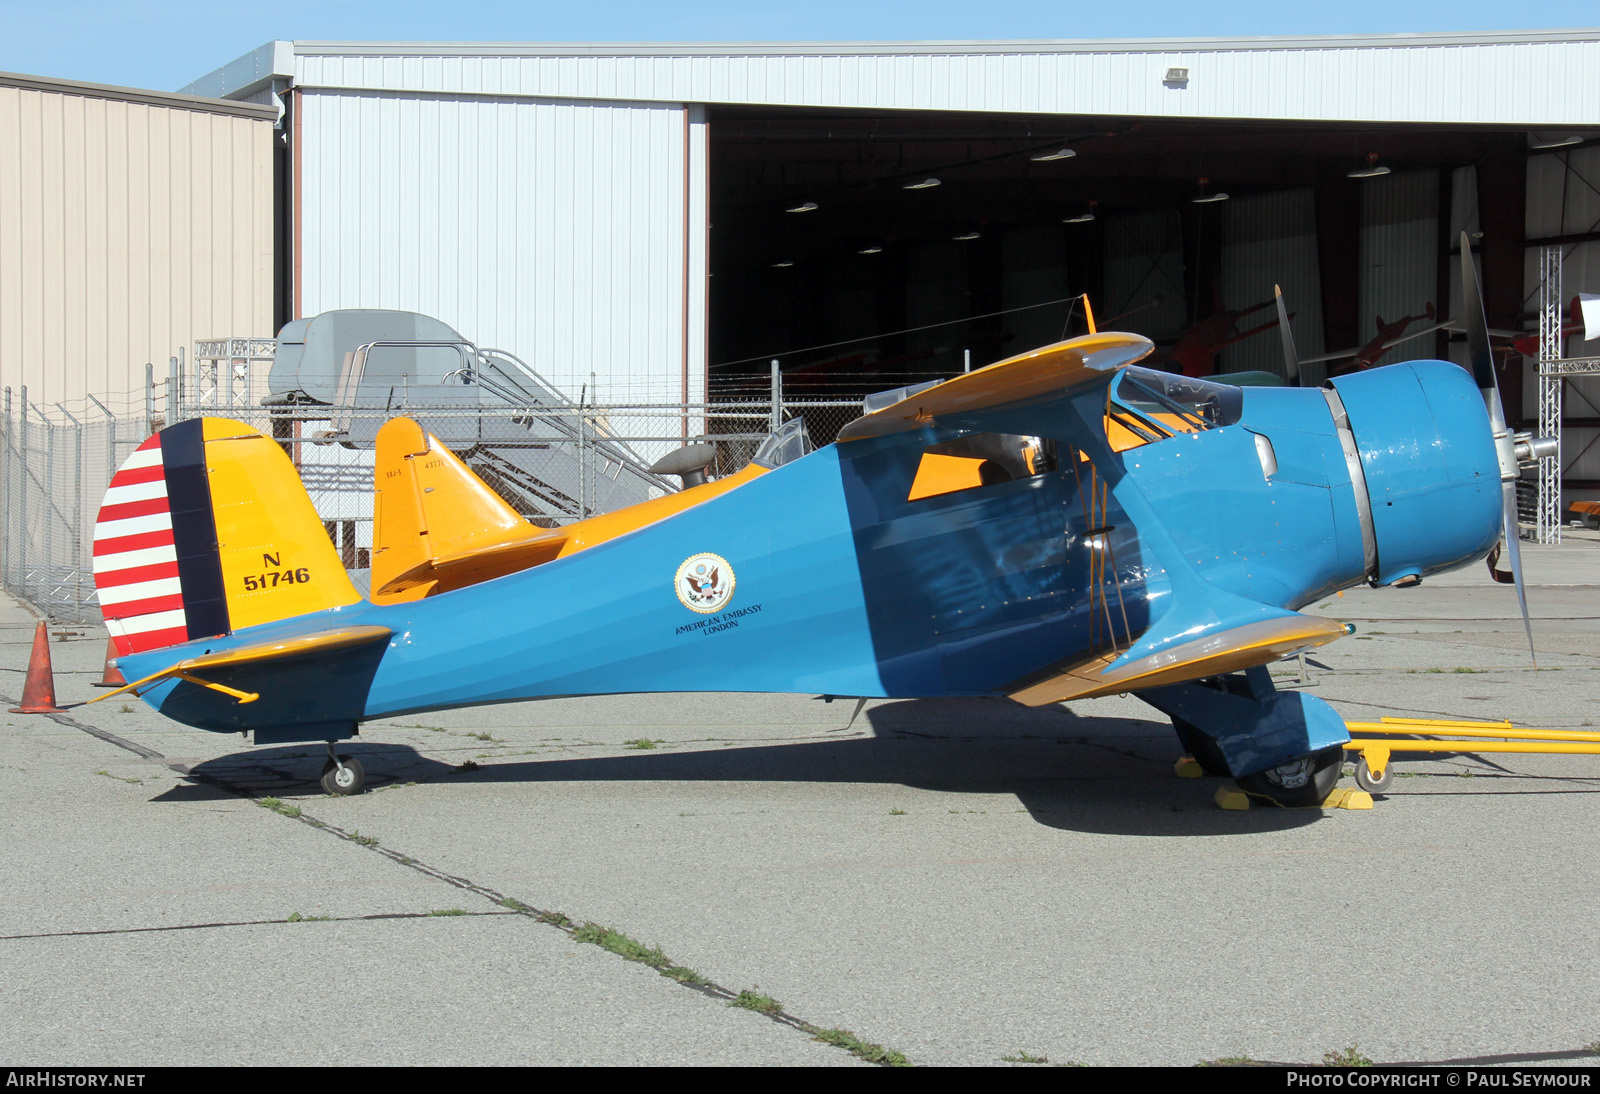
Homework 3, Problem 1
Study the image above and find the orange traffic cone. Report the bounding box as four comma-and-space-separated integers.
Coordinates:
92, 635, 126, 687
10, 620, 65, 713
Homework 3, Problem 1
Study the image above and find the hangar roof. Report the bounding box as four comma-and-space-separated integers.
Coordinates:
189, 32, 1600, 127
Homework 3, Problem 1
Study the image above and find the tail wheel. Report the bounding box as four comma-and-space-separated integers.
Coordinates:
1236, 746, 1343, 807
321, 756, 365, 796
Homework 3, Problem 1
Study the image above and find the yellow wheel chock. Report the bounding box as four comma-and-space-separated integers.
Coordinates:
1343, 718, 1600, 794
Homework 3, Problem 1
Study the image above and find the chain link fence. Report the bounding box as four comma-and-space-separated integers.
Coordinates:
0, 372, 866, 623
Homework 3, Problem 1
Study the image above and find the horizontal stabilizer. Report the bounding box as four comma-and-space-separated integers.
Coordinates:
88, 625, 393, 707
381, 531, 569, 595
838, 332, 1152, 442
1009, 612, 1347, 706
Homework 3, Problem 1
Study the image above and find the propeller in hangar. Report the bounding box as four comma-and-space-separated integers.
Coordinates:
1458, 232, 1558, 665
1273, 284, 1302, 387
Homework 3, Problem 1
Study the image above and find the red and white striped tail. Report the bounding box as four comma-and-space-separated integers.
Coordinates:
93, 437, 189, 655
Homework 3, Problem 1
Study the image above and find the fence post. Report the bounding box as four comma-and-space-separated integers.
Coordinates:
57, 405, 84, 617
582, 382, 595, 524
17, 386, 27, 602
2, 387, 9, 591
145, 363, 155, 437
44, 403, 56, 615
167, 354, 179, 426
769, 360, 782, 431
87, 392, 116, 493
964, 348, 971, 373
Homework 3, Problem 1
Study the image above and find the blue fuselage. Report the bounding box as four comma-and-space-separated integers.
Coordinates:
123, 360, 1503, 741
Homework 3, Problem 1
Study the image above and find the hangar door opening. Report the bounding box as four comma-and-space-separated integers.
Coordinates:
705, 105, 1532, 440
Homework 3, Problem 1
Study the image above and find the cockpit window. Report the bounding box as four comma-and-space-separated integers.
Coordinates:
1105, 367, 1243, 452
751, 416, 815, 469
907, 432, 1055, 501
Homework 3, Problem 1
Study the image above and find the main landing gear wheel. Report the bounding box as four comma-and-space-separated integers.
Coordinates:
321, 755, 365, 796
1236, 746, 1344, 807
1354, 755, 1394, 794
1172, 717, 1230, 777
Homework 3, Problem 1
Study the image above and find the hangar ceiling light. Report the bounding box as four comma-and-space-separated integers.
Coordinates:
1530, 134, 1582, 150
952, 230, 982, 241
1348, 152, 1391, 179
786, 201, 819, 213
902, 178, 942, 190
857, 245, 883, 254
1030, 148, 1076, 162
1064, 200, 1098, 224
1191, 177, 1228, 203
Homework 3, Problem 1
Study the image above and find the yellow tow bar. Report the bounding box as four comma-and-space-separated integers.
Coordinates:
1343, 718, 1600, 793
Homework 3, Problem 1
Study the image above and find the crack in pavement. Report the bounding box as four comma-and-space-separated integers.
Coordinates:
9, 692, 909, 1067
0, 910, 517, 941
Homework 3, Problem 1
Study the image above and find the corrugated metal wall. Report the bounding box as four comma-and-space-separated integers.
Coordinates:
298, 89, 704, 404
1102, 210, 1187, 347
1220, 189, 1324, 379
1358, 169, 1440, 368
283, 37, 1600, 126
0, 84, 274, 408
1002, 225, 1076, 355
1526, 146, 1600, 497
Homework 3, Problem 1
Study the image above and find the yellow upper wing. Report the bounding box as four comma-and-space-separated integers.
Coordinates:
837, 332, 1153, 442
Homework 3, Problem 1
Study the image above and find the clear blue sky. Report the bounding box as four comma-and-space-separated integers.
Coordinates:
0, 0, 1594, 94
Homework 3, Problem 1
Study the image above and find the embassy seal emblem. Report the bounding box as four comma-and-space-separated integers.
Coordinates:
675, 553, 735, 614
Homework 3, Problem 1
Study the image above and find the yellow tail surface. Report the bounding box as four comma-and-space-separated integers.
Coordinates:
93, 418, 361, 654
370, 418, 769, 603
371, 418, 567, 603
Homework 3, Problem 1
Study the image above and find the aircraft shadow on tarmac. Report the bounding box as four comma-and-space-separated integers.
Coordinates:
163, 697, 1323, 836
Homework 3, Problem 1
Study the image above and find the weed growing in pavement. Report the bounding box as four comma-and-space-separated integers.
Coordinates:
499, 897, 528, 912
455, 760, 479, 772
1001, 1050, 1049, 1064
285, 912, 332, 922
428, 908, 470, 916
623, 738, 662, 750
731, 990, 782, 1015
117, 705, 133, 713
257, 797, 302, 818
889, 807, 907, 815
806, 1027, 909, 1067
1323, 1044, 1373, 1067
95, 770, 142, 785
570, 922, 706, 984
349, 830, 377, 846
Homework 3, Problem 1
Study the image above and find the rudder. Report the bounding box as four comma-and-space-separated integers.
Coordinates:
94, 418, 360, 656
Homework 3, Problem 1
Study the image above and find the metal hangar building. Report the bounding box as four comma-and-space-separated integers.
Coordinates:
185, 32, 1600, 507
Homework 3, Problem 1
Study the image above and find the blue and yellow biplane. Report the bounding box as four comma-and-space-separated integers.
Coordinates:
88, 238, 1546, 804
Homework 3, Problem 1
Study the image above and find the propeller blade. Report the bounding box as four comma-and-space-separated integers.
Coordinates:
1273, 284, 1300, 386
1462, 233, 1537, 665
1459, 231, 1504, 433
1500, 480, 1537, 667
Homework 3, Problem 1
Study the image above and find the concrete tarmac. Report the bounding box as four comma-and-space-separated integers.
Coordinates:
2, 535, 1598, 1066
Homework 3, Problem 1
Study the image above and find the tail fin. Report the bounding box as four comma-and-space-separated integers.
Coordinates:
93, 418, 360, 656
371, 417, 565, 602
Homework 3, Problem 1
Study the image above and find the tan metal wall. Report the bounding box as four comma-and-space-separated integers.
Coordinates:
0, 76, 275, 409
